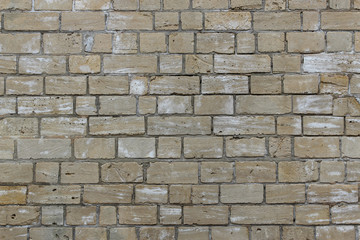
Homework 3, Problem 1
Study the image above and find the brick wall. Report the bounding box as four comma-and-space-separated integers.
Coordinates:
0, 0, 360, 239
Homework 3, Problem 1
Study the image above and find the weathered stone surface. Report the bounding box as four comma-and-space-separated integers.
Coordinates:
307, 184, 358, 203
231, 205, 293, 224
221, 184, 263, 203
147, 162, 198, 184
184, 206, 228, 225
28, 185, 81, 204
83, 185, 133, 203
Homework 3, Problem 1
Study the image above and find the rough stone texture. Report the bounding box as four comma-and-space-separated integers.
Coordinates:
0, 1, 359, 238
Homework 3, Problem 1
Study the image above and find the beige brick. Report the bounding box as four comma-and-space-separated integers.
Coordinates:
118, 138, 155, 158
0, 186, 26, 205
192, 185, 219, 204
35, 162, 59, 183
41, 117, 86, 137
44, 33, 82, 54
231, 205, 293, 224
101, 162, 143, 183
320, 74, 349, 95
308, 184, 358, 203
30, 228, 73, 240
19, 56, 66, 75
236, 161, 276, 183
135, 185, 168, 203
158, 96, 192, 114
42, 206, 64, 225
237, 33, 255, 53
169, 33, 194, 53
289, 0, 326, 9
279, 161, 318, 182
287, 32, 325, 53
140, 0, 161, 10
195, 95, 233, 115
226, 137, 265, 157
0, 228, 27, 240
99, 96, 136, 115
0, 0, 31, 10
6, 76, 43, 95
18, 96, 73, 115
113, 33, 137, 54
316, 226, 355, 240
139, 96, 156, 114
76, 96, 97, 116
283, 227, 315, 240
205, 12, 251, 30
85, 33, 112, 53
164, 0, 190, 9
0, 118, 38, 137
273, 54, 301, 73
331, 204, 360, 224
184, 137, 223, 158
202, 75, 248, 94
185, 55, 213, 74
147, 162, 198, 184
193, 0, 228, 9
139, 227, 174, 240
348, 162, 360, 181
74, 138, 115, 159
258, 33, 285, 52
66, 206, 96, 225
231, 0, 262, 9
221, 184, 263, 203
45, 76, 86, 95
160, 55, 183, 73
350, 75, 360, 94
160, 206, 182, 225
293, 95, 333, 114
178, 227, 209, 240
0, 163, 33, 183
35, 0, 72, 10
0, 139, 14, 159
18, 139, 71, 159
118, 206, 157, 225
155, 12, 179, 30
0, 56, 16, 74
28, 185, 81, 204
342, 137, 360, 158
89, 76, 129, 95
75, 228, 107, 240
0, 78, 3, 95
148, 117, 211, 135
254, 12, 301, 30
104, 55, 157, 74
69, 55, 100, 74
269, 137, 291, 158
130, 76, 148, 95
197, 33, 234, 53
304, 54, 360, 73
346, 117, 360, 135
295, 137, 339, 158
83, 185, 133, 204
236, 95, 291, 114
201, 162, 234, 183
356, 0, 360, 9
184, 206, 228, 225
110, 228, 137, 240
265, 0, 286, 10
212, 227, 248, 240
284, 74, 318, 94
169, 185, 191, 204
327, 32, 352, 52
62, 12, 105, 31
303, 11, 320, 30
157, 137, 181, 158
74, 0, 111, 10
303, 116, 344, 135
215, 55, 271, 73
89, 117, 145, 135
0, 206, 40, 225
266, 184, 305, 203
181, 12, 202, 30
251, 226, 279, 240
99, 206, 116, 225
140, 33, 166, 53
0, 33, 40, 54
0, 98, 16, 116
113, 0, 137, 10
214, 116, 275, 135
61, 162, 98, 184
322, 12, 360, 30
4, 13, 59, 31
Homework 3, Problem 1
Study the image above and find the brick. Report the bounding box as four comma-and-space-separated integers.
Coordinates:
4, 13, 59, 31
164, 0, 190, 9
251, 226, 280, 240
69, 55, 100, 74
75, 228, 107, 240
28, 185, 81, 204
158, 96, 192, 114
148, 117, 211, 135
139, 227, 174, 240
303, 11, 320, 30
0, 163, 33, 183
0, 139, 14, 159
342, 137, 360, 158
181, 12, 202, 30
18, 96, 73, 115
169, 33, 194, 53
44, 33, 82, 54
289, 0, 326, 9
237, 33, 255, 53
42, 206, 63, 225
99, 206, 116, 225
347, 162, 360, 181
273, 54, 301, 73
293, 95, 333, 114
118, 138, 155, 158
45, 76, 86, 95
322, 12, 360, 30
35, 0, 72, 10
85, 33, 112, 53
140, 0, 160, 10
101, 162, 143, 183
74, 138, 115, 159
226, 137, 265, 157
346, 117, 360, 135
269, 137, 291, 158
266, 184, 305, 203
0, 0, 31, 10
316, 226, 355, 240
197, 33, 234, 53
118, 206, 157, 225
231, 205, 293, 224
61, 162, 98, 184
295, 137, 340, 158
18, 139, 71, 159
160, 206, 182, 225
214, 116, 275, 135
62, 12, 105, 31
201, 162, 233, 183
109, 12, 152, 30
0, 56, 16, 73
221, 184, 263, 203
236, 161, 276, 183
327, 32, 352, 52
184, 206, 228, 225
212, 227, 248, 240
331, 204, 360, 224
320, 74, 349, 95
258, 33, 285, 52
195, 95, 233, 115
76, 97, 97, 116
0, 206, 40, 225
130, 76, 148, 95
110, 228, 137, 240
104, 55, 157, 74
42, 117, 86, 137
205, 12, 251, 30
308, 184, 358, 203
303, 116, 344, 135
236, 95, 291, 114
193, 0, 228, 9
19, 56, 66, 75
178, 227, 209, 240
283, 227, 314, 240
6, 76, 43, 95
74, 0, 111, 10
147, 162, 198, 184
155, 12, 179, 30
99, 96, 136, 115
350, 75, 360, 94
231, 0, 262, 9
160, 55, 182, 73
169, 185, 191, 204
304, 54, 360, 73
36, 162, 59, 183
0, 33, 40, 54
265, 0, 286, 10
89, 76, 128, 95
185, 55, 213, 74
0, 98, 16, 116
215, 55, 271, 73
140, 33, 166, 53
135, 185, 168, 203
157, 137, 181, 158
0, 228, 27, 240
66, 206, 96, 225
0, 118, 38, 137
113, 0, 137, 10
84, 185, 132, 204
287, 32, 325, 53
89, 117, 145, 135
192, 185, 219, 204
0, 186, 27, 205
113, 33, 137, 54
202, 75, 248, 94
283, 74, 318, 94
254, 12, 301, 30
279, 161, 318, 182
30, 228, 73, 240
184, 137, 223, 158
